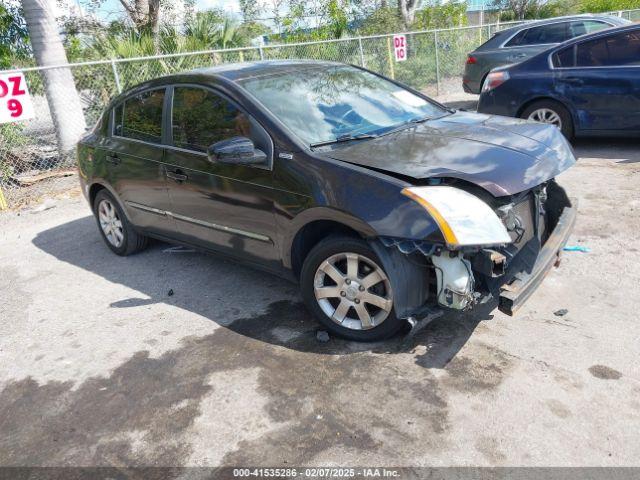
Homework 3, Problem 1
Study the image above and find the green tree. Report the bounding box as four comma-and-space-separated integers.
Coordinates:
89, 9, 251, 60
413, 1, 468, 30
239, 0, 260, 22
358, 6, 403, 35
398, 0, 425, 29
578, 0, 639, 12
0, 3, 30, 68
493, 0, 542, 19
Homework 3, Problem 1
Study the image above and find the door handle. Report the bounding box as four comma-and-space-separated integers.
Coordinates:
106, 154, 120, 165
166, 169, 187, 183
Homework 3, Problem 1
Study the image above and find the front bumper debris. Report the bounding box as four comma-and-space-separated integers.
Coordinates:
498, 200, 578, 315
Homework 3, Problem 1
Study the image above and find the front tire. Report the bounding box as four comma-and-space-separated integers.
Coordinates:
93, 189, 148, 256
521, 99, 574, 140
300, 235, 404, 342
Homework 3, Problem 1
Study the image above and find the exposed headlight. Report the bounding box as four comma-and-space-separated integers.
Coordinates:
401, 186, 512, 248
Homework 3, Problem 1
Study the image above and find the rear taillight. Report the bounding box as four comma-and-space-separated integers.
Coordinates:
482, 71, 510, 93
466, 55, 477, 65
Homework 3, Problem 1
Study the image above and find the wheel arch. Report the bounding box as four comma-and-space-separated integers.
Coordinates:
87, 181, 132, 221
284, 208, 377, 279
89, 182, 106, 207
516, 96, 576, 124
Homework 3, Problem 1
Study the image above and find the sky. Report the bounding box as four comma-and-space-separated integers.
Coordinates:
90, 0, 245, 22
197, 0, 242, 14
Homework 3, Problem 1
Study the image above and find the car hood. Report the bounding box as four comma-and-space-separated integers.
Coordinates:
322, 111, 576, 196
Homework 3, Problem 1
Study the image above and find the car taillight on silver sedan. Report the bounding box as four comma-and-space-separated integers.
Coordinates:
482, 71, 510, 93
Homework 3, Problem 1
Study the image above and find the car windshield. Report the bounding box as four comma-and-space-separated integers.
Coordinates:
237, 64, 447, 146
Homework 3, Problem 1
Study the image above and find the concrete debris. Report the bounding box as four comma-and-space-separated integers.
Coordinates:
29, 199, 57, 214
316, 330, 330, 343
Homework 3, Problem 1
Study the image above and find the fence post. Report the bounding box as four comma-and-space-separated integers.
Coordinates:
434, 31, 440, 97
0, 187, 7, 211
358, 37, 366, 68
386, 36, 395, 79
111, 60, 122, 94
259, 46, 265, 60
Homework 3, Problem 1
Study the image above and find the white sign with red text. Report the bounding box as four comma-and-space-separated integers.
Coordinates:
0, 72, 34, 124
393, 35, 407, 62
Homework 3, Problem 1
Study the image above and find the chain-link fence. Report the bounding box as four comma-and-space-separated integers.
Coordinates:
0, 9, 637, 209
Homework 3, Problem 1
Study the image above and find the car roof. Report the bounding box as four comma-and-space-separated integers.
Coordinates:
111, 60, 346, 103
558, 21, 640, 47
190, 59, 345, 81
499, 22, 640, 72
497, 14, 629, 36
473, 14, 630, 52
107, 60, 349, 109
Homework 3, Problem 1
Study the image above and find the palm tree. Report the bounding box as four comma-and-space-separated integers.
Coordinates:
21, 0, 86, 159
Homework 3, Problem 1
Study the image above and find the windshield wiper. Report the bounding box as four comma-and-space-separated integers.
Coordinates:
379, 112, 453, 137
379, 115, 433, 137
310, 132, 377, 148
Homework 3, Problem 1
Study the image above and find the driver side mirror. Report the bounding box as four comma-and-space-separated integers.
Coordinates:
207, 137, 267, 166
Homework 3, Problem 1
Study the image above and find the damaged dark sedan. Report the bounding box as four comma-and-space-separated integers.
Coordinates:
77, 60, 577, 341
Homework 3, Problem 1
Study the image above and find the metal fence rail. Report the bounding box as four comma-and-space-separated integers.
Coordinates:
0, 9, 638, 209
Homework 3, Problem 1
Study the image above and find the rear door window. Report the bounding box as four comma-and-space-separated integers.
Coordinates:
114, 89, 165, 143
505, 22, 570, 47
553, 46, 576, 67
608, 30, 640, 65
576, 30, 640, 67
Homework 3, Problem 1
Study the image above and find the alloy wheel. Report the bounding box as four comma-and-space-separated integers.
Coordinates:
313, 252, 393, 331
98, 199, 124, 248
528, 108, 562, 128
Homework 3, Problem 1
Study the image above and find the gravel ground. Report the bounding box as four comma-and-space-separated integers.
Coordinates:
0, 137, 639, 468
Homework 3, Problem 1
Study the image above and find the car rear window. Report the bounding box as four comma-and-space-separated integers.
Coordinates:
114, 89, 165, 143
567, 20, 611, 39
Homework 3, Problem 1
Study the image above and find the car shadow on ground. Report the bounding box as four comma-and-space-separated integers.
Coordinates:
572, 137, 640, 163
32, 215, 495, 367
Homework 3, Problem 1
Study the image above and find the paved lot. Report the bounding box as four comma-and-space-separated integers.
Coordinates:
1, 138, 639, 467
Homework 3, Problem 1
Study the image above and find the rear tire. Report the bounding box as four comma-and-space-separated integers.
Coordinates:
93, 189, 148, 256
521, 99, 574, 140
300, 235, 404, 342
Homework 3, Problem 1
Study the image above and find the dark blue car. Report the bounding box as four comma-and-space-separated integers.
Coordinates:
478, 23, 640, 139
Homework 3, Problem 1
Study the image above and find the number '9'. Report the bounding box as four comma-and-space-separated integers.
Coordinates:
8, 98, 22, 117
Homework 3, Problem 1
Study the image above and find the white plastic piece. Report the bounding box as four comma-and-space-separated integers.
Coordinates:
431, 253, 474, 310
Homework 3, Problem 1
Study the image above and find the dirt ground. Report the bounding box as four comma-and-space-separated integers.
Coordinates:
1, 135, 639, 468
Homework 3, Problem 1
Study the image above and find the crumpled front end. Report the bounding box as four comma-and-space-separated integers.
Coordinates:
371, 179, 576, 319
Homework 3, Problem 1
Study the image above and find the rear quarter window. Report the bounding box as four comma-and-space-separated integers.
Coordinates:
505, 22, 570, 47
